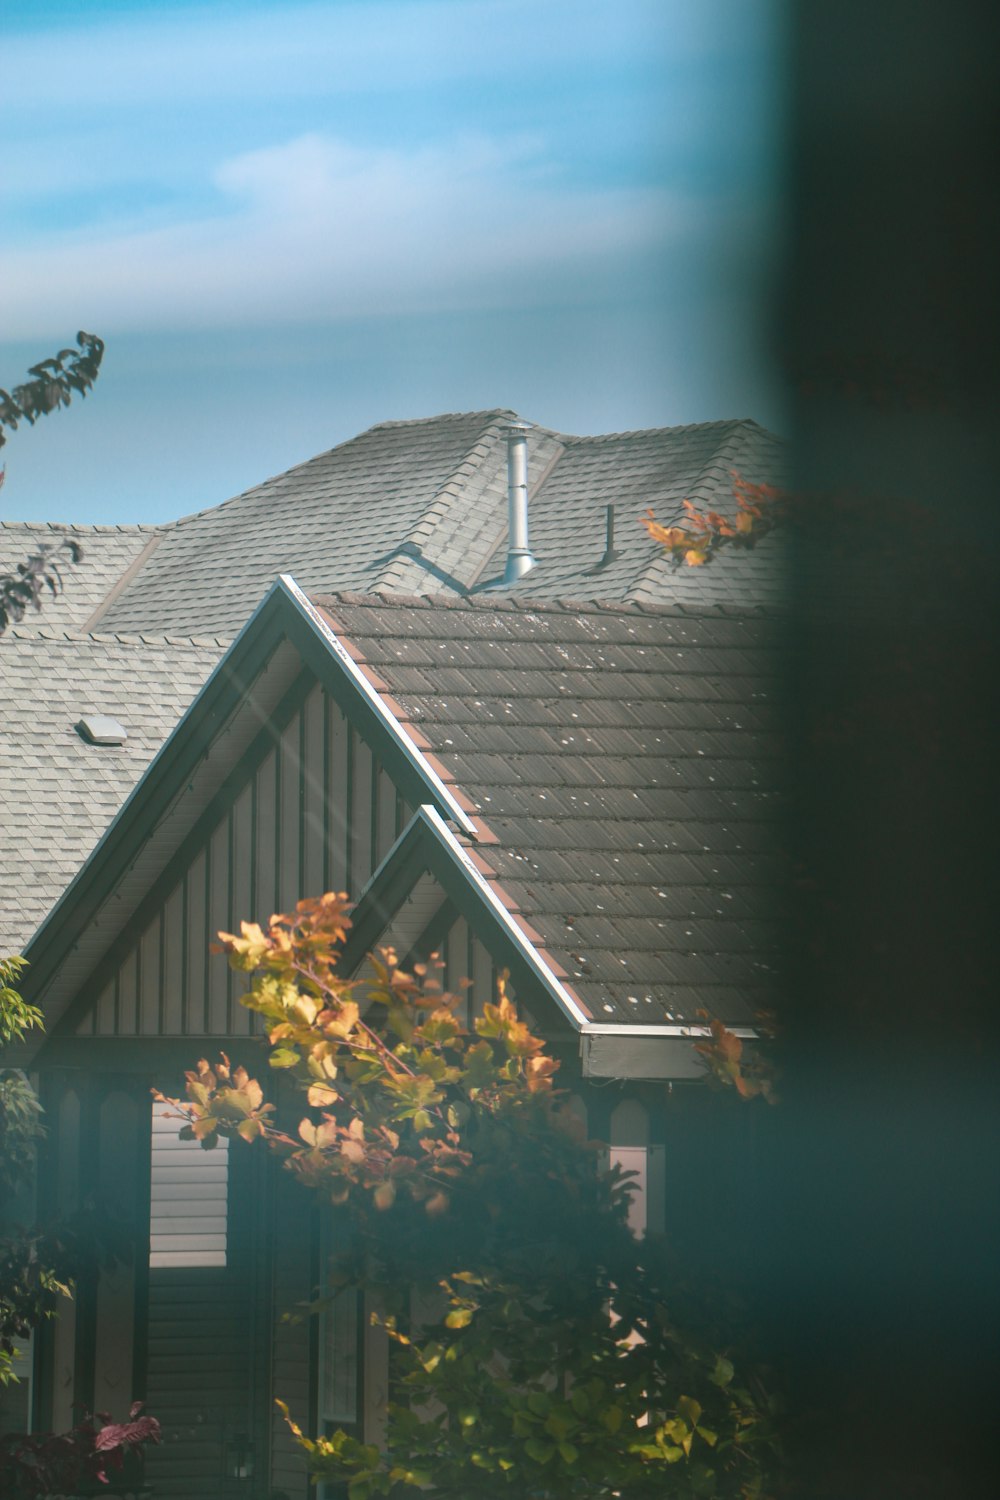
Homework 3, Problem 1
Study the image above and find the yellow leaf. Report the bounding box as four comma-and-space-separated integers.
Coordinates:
373, 1180, 396, 1211
307, 1082, 339, 1107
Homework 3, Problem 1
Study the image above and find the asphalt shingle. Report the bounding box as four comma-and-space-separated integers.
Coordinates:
316, 594, 790, 1028
1, 411, 791, 1032
0, 632, 220, 953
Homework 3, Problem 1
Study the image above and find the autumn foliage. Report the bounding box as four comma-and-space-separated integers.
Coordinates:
641, 473, 788, 567
161, 895, 778, 1498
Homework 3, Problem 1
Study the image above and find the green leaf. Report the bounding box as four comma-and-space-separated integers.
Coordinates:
677, 1395, 703, 1427
600, 1405, 624, 1434
709, 1355, 735, 1388
269, 1047, 300, 1069
525, 1438, 555, 1464
557, 1442, 579, 1464
444, 1307, 473, 1329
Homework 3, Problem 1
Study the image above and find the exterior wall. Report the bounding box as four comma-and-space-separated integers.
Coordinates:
75, 684, 412, 1039
269, 1152, 315, 1500
40, 684, 420, 1495
35, 676, 720, 1496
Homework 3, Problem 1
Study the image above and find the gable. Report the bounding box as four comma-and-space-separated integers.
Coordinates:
66, 677, 417, 1041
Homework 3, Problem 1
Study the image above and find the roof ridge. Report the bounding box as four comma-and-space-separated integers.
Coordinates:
311, 589, 783, 620
562, 416, 785, 445
364, 407, 519, 432
0, 623, 231, 647
164, 410, 525, 532
0, 520, 161, 535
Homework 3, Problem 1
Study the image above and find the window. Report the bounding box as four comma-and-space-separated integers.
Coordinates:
149, 1100, 229, 1267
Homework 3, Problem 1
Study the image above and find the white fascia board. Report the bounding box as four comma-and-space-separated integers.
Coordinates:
580, 1023, 758, 1039
278, 576, 478, 838
416, 804, 591, 1031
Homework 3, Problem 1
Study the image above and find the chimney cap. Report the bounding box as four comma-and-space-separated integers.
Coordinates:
501, 420, 533, 438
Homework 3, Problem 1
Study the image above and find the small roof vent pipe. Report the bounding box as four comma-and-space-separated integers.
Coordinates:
502, 421, 537, 585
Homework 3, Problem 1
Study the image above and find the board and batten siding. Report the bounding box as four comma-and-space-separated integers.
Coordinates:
76, 685, 412, 1038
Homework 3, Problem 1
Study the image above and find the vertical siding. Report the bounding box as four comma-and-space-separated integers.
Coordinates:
445, 916, 470, 1026
138, 914, 161, 1035
302, 685, 326, 897
50, 1088, 80, 1432
162, 884, 184, 1033
79, 689, 414, 1039
92, 1091, 139, 1419
328, 701, 349, 892
349, 733, 373, 895
254, 750, 277, 926
278, 714, 300, 913
185, 851, 208, 1034
206, 819, 231, 1034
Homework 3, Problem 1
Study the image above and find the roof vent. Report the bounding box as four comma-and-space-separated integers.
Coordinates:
587, 504, 621, 573
502, 422, 537, 585
77, 714, 128, 746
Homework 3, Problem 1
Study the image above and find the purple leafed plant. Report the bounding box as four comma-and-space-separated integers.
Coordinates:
0, 1403, 160, 1499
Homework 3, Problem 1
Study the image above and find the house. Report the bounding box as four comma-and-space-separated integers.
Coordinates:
0, 411, 788, 1498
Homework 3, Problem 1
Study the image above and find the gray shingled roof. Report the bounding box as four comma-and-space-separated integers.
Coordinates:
1, 410, 790, 1008
0, 628, 223, 953
497, 420, 789, 609
0, 521, 159, 632
94, 410, 526, 637
74, 411, 788, 637
316, 593, 789, 1027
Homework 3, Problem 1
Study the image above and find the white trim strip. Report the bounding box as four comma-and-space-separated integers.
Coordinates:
416, 804, 591, 1030
581, 1022, 758, 1038
279, 577, 478, 838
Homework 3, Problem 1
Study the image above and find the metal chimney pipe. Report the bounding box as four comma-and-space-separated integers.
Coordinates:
502, 421, 537, 584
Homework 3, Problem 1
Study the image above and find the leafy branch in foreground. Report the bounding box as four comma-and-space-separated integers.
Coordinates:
641, 473, 789, 568
0, 332, 103, 634
0, 536, 83, 635
0, 332, 105, 450
160, 895, 780, 1498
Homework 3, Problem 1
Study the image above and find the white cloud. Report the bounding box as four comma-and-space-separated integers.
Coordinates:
0, 132, 692, 336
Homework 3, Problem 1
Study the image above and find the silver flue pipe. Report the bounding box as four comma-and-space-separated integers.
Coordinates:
502, 421, 537, 585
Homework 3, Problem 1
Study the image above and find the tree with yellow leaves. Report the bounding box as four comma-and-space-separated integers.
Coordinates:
164, 895, 779, 1499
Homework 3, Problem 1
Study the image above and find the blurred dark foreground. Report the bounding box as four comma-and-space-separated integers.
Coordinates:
763, 3, 1000, 1494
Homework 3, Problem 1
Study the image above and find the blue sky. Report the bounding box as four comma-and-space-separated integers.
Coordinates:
1, 0, 784, 524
